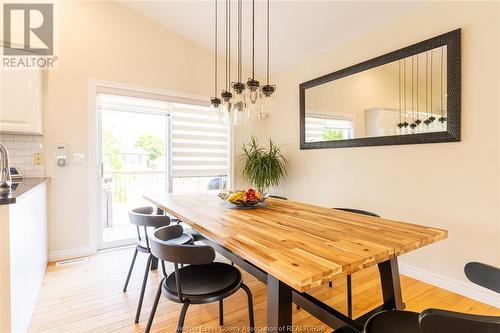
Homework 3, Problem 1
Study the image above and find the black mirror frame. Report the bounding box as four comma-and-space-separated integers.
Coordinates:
299, 29, 461, 150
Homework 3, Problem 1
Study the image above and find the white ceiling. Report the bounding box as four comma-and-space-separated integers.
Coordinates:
120, 1, 430, 76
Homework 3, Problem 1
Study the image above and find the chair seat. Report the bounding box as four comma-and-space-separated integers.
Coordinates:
364, 310, 421, 333
137, 233, 194, 252
163, 262, 242, 302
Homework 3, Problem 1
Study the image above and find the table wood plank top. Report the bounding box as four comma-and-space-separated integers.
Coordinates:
145, 192, 447, 292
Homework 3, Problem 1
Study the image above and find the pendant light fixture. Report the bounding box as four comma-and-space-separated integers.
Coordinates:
220, 0, 232, 124
245, 0, 260, 118
231, 0, 245, 125
260, 0, 276, 118
209, 0, 276, 125
210, 0, 221, 117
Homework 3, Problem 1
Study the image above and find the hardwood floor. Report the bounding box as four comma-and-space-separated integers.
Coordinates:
29, 247, 499, 333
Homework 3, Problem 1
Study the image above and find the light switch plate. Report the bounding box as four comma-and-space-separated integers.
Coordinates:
73, 152, 86, 164
33, 153, 43, 166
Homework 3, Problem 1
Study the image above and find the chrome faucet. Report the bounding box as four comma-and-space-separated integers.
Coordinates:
0, 143, 12, 194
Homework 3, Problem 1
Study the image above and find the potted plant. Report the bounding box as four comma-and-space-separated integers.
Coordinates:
241, 136, 288, 194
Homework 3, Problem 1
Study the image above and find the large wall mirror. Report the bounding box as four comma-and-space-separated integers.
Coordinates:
300, 29, 461, 149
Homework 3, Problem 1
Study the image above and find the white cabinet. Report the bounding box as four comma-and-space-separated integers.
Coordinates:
0, 66, 43, 135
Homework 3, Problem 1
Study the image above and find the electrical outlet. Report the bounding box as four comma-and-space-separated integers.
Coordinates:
33, 152, 43, 166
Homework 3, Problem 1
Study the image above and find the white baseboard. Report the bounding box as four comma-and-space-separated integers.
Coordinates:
399, 263, 500, 308
48, 246, 97, 262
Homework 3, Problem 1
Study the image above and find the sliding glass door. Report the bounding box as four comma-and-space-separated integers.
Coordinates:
95, 91, 230, 249
97, 94, 169, 248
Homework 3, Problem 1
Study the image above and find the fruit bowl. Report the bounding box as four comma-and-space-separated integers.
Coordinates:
218, 189, 269, 208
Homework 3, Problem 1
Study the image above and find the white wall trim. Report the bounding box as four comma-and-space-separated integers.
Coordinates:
400, 263, 500, 308
48, 246, 97, 263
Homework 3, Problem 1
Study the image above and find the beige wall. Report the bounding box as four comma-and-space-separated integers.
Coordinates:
44, 1, 233, 254
238, 1, 500, 299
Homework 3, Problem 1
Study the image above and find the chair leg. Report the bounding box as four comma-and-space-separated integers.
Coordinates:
135, 254, 152, 323
145, 277, 165, 333
177, 302, 190, 333
329, 281, 333, 288
347, 274, 353, 318
123, 248, 138, 292
240, 283, 255, 332
161, 260, 167, 277
219, 299, 224, 326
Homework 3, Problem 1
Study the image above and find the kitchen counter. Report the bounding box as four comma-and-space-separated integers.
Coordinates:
0, 178, 48, 332
0, 177, 50, 205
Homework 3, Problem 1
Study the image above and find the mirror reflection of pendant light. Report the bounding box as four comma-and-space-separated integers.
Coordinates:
231, 0, 245, 125
410, 55, 417, 130
402, 58, 409, 129
260, 0, 276, 118
220, 0, 232, 123
439, 46, 447, 123
245, 0, 260, 117
424, 51, 431, 126
397, 60, 403, 131
210, 0, 221, 116
415, 53, 422, 126
428, 49, 436, 124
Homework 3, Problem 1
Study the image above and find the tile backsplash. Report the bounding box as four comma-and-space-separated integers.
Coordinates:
0, 134, 44, 178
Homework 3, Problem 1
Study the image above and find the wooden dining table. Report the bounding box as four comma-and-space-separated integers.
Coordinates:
144, 192, 447, 332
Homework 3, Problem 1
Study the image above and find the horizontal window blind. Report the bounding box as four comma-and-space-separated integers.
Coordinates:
96, 93, 169, 114
171, 103, 229, 178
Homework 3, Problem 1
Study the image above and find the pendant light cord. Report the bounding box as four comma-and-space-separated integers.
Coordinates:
411, 56, 414, 121
430, 50, 433, 117
403, 58, 406, 123
214, 0, 218, 96
225, 0, 228, 90
238, 0, 242, 82
426, 51, 429, 117
416, 53, 419, 120
398, 60, 402, 123
441, 46, 444, 117
228, 0, 231, 87
252, 0, 255, 79
267, 0, 270, 85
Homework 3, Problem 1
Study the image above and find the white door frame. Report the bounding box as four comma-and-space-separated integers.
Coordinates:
88, 80, 220, 250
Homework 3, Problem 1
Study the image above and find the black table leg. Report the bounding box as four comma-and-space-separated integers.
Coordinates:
378, 257, 404, 310
267, 274, 293, 332
150, 257, 158, 271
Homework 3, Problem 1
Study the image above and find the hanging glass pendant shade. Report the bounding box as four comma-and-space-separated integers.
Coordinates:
231, 0, 246, 125
209, 0, 276, 125
259, 0, 276, 118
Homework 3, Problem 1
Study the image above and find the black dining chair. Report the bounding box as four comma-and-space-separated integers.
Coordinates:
334, 208, 381, 318
145, 224, 255, 333
363, 262, 500, 333
123, 206, 194, 324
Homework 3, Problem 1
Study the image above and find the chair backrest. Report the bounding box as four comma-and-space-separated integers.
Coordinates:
334, 208, 380, 218
419, 309, 500, 333
151, 225, 216, 302
150, 225, 215, 266
464, 262, 500, 293
129, 206, 171, 251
